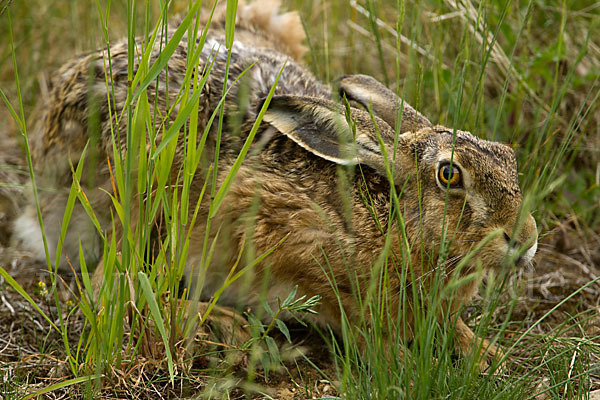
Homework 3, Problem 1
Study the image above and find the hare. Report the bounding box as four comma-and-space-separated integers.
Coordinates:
12, 0, 538, 366
0, 143, 25, 248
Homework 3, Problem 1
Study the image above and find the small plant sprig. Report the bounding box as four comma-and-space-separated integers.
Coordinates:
245, 285, 320, 378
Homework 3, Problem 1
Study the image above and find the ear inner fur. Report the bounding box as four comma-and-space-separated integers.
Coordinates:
263, 96, 358, 165
264, 95, 402, 174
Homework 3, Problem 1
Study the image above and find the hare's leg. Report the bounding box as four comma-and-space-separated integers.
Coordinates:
175, 300, 252, 367
191, 301, 251, 349
441, 280, 503, 372
12, 188, 102, 272
455, 316, 503, 372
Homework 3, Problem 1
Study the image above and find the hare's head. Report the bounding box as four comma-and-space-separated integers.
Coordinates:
263, 74, 537, 272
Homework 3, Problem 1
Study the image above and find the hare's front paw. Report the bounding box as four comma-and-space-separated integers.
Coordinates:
455, 317, 505, 374
198, 302, 252, 348
189, 302, 252, 367
478, 340, 505, 374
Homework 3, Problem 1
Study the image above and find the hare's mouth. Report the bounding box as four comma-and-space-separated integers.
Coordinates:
494, 238, 538, 270
513, 240, 538, 268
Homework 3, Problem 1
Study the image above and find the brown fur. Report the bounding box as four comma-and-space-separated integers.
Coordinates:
0, 140, 25, 246
12, 0, 538, 367
203, 0, 307, 61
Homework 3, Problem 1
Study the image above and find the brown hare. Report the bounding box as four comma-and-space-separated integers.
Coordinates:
11, 0, 537, 366
0, 143, 25, 247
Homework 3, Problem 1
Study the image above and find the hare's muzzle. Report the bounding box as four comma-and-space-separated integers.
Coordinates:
504, 214, 538, 267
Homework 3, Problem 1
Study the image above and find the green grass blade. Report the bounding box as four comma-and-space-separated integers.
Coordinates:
22, 374, 103, 400
209, 62, 286, 218
0, 267, 60, 332
137, 271, 175, 383
0, 87, 22, 128
54, 144, 89, 270
132, 0, 203, 102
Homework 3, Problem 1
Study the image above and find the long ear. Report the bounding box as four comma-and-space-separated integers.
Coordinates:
336, 74, 432, 133
263, 95, 399, 175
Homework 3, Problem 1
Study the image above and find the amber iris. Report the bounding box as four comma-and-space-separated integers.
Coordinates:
438, 163, 461, 187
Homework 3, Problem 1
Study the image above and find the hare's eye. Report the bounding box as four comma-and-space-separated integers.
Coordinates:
438, 164, 462, 188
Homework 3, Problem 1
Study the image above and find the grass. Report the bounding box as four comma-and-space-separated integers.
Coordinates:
1, 0, 599, 398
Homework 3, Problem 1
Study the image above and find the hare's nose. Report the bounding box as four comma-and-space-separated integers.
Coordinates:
504, 215, 538, 266
519, 240, 538, 266
503, 231, 525, 249
520, 215, 538, 264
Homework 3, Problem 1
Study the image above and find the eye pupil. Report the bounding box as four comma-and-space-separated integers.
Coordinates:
438, 163, 461, 187
443, 166, 453, 181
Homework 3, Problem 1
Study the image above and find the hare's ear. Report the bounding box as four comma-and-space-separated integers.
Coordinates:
336, 74, 432, 133
263, 95, 396, 173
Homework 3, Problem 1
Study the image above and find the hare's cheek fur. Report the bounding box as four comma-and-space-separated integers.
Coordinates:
414, 154, 537, 272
